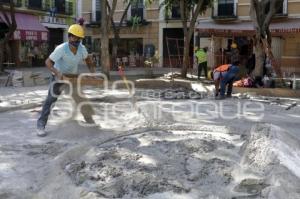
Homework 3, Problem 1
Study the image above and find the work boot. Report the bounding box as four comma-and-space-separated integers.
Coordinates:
226, 94, 232, 98
36, 127, 47, 137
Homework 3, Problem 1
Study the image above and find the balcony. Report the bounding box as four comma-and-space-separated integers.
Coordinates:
39, 15, 66, 24
0, 0, 22, 7
212, 2, 237, 20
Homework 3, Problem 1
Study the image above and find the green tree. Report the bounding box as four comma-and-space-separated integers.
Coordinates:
250, 0, 284, 79
162, 0, 213, 78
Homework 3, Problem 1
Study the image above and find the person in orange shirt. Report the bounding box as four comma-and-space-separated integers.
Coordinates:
213, 61, 240, 100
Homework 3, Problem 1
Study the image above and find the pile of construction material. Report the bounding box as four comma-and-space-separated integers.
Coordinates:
4, 70, 49, 87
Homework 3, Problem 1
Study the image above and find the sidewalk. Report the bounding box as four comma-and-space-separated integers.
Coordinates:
1, 66, 299, 98
1, 65, 182, 76
0, 65, 183, 84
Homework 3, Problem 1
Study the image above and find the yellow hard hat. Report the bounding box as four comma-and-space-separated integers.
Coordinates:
207, 70, 213, 80
231, 43, 237, 49
68, 24, 85, 38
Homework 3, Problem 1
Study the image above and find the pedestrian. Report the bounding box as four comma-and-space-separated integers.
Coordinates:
213, 61, 240, 100
195, 46, 208, 79
36, 24, 96, 137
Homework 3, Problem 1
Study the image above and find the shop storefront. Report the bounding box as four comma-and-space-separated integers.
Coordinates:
196, 19, 300, 75
0, 12, 48, 67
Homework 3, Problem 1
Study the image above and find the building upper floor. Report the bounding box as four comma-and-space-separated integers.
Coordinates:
0, 0, 75, 16
78, 0, 300, 26
78, 0, 160, 26
205, 0, 300, 20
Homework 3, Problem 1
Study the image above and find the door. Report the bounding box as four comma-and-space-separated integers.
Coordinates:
271, 37, 283, 59
48, 28, 64, 55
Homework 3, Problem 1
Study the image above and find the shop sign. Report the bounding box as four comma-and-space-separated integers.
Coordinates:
13, 30, 48, 41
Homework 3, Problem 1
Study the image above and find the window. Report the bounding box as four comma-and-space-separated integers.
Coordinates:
28, 0, 42, 9
265, 0, 287, 15
218, 0, 234, 16
65, 1, 73, 15
111, 38, 143, 57
55, 0, 66, 14
0, 0, 11, 3
213, 0, 236, 18
42, 0, 51, 11
0, 0, 22, 7
95, 0, 101, 21
91, 0, 101, 22
131, 0, 144, 20
171, 2, 181, 19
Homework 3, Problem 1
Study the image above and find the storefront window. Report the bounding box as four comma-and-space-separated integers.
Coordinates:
114, 38, 143, 57
19, 41, 48, 66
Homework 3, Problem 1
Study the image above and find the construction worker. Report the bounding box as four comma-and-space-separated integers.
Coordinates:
195, 46, 208, 79
36, 24, 96, 137
213, 61, 240, 100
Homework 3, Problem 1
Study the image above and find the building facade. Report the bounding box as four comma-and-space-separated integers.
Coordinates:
0, 0, 76, 67
196, 0, 300, 75
78, 0, 161, 69
78, 0, 192, 68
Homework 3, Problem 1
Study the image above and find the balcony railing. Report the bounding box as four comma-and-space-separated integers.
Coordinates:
39, 15, 66, 24
0, 0, 22, 7
212, 3, 237, 19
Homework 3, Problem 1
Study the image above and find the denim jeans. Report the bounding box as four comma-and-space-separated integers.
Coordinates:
219, 65, 239, 96
37, 75, 94, 129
